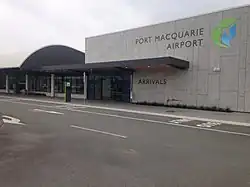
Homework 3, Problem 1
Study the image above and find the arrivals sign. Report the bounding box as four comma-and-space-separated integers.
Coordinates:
138, 78, 167, 85
135, 28, 204, 50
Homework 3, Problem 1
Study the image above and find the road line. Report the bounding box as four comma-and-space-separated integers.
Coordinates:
33, 109, 64, 115
0, 98, 16, 102
67, 108, 250, 137
2, 115, 26, 126
1, 96, 250, 127
1, 98, 250, 137
70, 125, 127, 139
0, 100, 62, 109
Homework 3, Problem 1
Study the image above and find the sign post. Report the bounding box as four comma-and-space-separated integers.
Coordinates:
64, 82, 72, 103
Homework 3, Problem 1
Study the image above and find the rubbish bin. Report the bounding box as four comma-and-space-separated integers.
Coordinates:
64, 82, 72, 102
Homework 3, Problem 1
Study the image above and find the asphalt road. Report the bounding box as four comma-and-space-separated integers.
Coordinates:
1, 96, 250, 187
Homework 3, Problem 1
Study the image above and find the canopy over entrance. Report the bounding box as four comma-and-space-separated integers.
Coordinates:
39, 56, 189, 72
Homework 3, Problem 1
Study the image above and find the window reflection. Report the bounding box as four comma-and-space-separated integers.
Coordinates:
0, 72, 5, 89
30, 75, 51, 92
0, 73, 85, 95
55, 75, 84, 94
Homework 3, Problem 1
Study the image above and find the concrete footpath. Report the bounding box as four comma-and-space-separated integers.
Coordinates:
1, 94, 250, 126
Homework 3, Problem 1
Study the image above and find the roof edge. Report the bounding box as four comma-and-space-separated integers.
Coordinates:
86, 4, 249, 39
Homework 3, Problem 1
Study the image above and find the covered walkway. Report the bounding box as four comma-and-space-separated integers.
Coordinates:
0, 44, 189, 102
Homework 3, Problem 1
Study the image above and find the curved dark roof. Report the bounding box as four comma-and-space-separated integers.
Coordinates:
21, 45, 85, 70
18, 45, 188, 72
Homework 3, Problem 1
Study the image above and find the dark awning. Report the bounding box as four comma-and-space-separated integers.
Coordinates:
38, 56, 189, 72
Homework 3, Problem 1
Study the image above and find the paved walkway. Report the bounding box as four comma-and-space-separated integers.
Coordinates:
72, 99, 250, 124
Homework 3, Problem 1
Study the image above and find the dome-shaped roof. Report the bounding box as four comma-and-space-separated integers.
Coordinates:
0, 45, 85, 70
21, 45, 85, 70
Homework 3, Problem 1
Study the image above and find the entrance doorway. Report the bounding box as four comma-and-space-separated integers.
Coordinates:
87, 72, 131, 102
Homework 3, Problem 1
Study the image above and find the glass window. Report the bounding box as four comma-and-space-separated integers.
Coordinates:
29, 75, 51, 92
0, 72, 6, 89
64, 75, 84, 94
55, 76, 64, 93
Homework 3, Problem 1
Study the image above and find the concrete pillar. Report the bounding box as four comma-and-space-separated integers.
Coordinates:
130, 73, 133, 102
51, 74, 55, 97
83, 72, 87, 100
5, 74, 9, 93
25, 74, 29, 94
47, 76, 50, 93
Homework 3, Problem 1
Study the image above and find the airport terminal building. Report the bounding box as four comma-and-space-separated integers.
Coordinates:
0, 5, 250, 112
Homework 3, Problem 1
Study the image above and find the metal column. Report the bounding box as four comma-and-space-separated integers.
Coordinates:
25, 74, 29, 94
83, 72, 87, 100
5, 74, 9, 93
51, 74, 55, 97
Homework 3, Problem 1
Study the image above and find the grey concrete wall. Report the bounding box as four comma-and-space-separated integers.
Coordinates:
86, 5, 250, 112
245, 6, 250, 112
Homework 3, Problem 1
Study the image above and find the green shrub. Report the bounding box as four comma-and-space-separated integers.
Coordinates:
211, 106, 217, 111
189, 105, 196, 109
218, 107, 225, 112
199, 106, 205, 110
182, 104, 187, 108
204, 106, 211, 111
133, 101, 232, 112
176, 104, 181, 108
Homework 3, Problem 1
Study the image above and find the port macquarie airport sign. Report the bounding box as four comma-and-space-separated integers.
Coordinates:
135, 28, 204, 50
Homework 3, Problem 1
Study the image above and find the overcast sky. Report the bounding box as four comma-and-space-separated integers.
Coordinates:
0, 0, 249, 54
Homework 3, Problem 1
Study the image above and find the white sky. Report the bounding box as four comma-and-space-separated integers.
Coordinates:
0, 0, 249, 54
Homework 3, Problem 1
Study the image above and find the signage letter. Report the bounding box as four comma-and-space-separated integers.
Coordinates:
197, 38, 204, 46
155, 35, 160, 42
199, 28, 204, 36
185, 41, 192, 47
171, 33, 177, 40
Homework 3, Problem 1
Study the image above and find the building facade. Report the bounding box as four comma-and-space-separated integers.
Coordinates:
0, 45, 87, 99
85, 5, 250, 112
0, 5, 250, 112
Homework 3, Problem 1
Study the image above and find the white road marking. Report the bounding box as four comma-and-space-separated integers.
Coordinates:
169, 118, 193, 124
0, 98, 16, 102
2, 115, 26, 126
33, 109, 64, 115
54, 105, 67, 108
73, 106, 88, 109
54, 105, 72, 109
70, 125, 127, 139
67, 108, 250, 137
1, 98, 250, 137
1, 96, 249, 127
0, 100, 61, 108
196, 122, 221, 128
